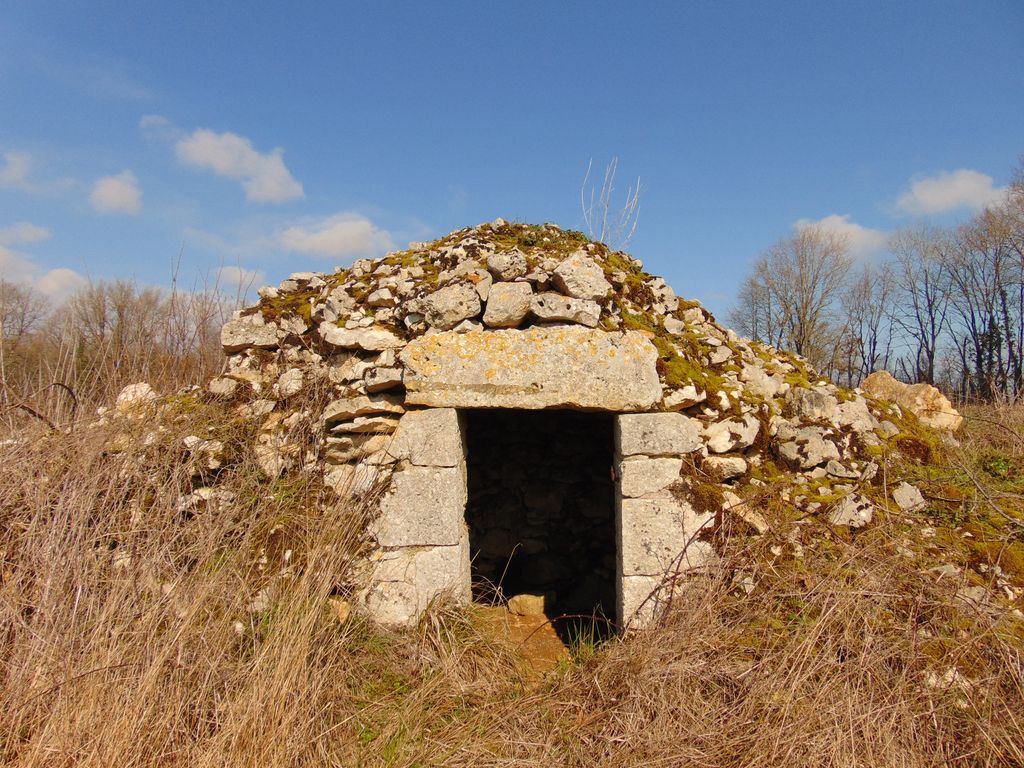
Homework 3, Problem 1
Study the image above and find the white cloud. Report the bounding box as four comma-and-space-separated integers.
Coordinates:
36, 267, 88, 297
794, 214, 887, 257
217, 265, 265, 290
0, 222, 51, 245
0, 246, 86, 299
140, 114, 181, 143
897, 169, 1008, 215
277, 213, 393, 259
90, 170, 142, 215
0, 151, 77, 195
176, 129, 304, 203
0, 151, 34, 190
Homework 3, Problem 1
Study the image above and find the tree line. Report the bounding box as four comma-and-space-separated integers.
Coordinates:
1, 278, 234, 426
731, 162, 1024, 402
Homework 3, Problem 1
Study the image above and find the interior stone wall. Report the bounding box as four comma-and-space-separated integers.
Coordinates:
463, 409, 616, 620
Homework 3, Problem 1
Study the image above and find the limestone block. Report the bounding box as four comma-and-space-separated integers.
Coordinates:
319, 322, 404, 351
323, 394, 405, 424
776, 424, 840, 469
364, 366, 404, 393
616, 413, 702, 457
323, 462, 384, 496
508, 594, 546, 616
367, 287, 396, 307
892, 481, 927, 513
618, 497, 713, 576
787, 388, 838, 422
363, 537, 471, 626
330, 415, 402, 433
529, 292, 600, 327
663, 385, 706, 411
827, 494, 875, 528
208, 375, 239, 396
833, 398, 879, 432
702, 414, 760, 453
619, 574, 663, 628
486, 248, 528, 281
618, 457, 683, 497
221, 315, 278, 353
482, 281, 532, 328
862, 370, 962, 431
374, 465, 468, 547
740, 364, 786, 399
703, 455, 747, 481
323, 433, 391, 464
116, 382, 157, 411
663, 316, 685, 335
552, 251, 612, 301
385, 408, 465, 467
419, 283, 482, 330
618, 546, 714, 629
400, 327, 661, 410
275, 368, 304, 398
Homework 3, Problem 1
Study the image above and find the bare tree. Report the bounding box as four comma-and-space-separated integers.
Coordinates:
889, 225, 951, 385
841, 261, 894, 385
944, 194, 1024, 400
580, 158, 641, 249
731, 224, 852, 373
0, 280, 48, 350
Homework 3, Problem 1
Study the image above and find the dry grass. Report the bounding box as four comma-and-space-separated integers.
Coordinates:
1, 396, 1023, 766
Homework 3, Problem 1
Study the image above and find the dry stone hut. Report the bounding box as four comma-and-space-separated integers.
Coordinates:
216, 220, 944, 629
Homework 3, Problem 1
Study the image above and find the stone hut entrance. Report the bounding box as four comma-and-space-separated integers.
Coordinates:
463, 409, 616, 631
358, 323, 719, 629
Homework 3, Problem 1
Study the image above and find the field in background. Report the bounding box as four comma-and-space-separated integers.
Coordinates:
1, 365, 1023, 766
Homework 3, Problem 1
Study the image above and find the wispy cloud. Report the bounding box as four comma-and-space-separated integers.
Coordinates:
794, 214, 887, 257
217, 265, 265, 291
90, 170, 142, 215
0, 221, 51, 245
0, 151, 77, 195
896, 169, 1007, 215
0, 151, 33, 191
176, 129, 304, 203
276, 212, 393, 259
0, 242, 86, 299
140, 114, 182, 143
30, 52, 151, 101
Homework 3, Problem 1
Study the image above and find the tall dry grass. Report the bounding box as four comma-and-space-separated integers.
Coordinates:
1, 277, 237, 433
2, 396, 1023, 766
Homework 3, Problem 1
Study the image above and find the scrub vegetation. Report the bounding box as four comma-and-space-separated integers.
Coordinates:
1, 378, 1023, 766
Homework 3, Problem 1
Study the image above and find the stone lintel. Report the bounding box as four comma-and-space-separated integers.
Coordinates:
399, 327, 661, 411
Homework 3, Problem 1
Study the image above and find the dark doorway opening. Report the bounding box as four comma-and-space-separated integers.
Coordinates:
463, 409, 616, 642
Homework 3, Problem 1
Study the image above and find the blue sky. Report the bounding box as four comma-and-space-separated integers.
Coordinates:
1, 1, 1022, 317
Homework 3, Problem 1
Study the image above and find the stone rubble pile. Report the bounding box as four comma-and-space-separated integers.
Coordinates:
198, 218, 961, 625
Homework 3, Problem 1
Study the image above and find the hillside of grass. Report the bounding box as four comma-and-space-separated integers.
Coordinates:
1, 389, 1022, 767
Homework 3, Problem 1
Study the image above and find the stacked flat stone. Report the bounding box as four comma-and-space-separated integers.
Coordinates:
209, 219, 954, 627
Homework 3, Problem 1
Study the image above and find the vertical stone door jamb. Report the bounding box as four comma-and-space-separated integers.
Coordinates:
614, 413, 710, 629
363, 408, 471, 625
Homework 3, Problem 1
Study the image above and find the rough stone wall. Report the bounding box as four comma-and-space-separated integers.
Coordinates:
206, 219, 957, 629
